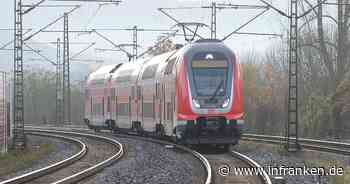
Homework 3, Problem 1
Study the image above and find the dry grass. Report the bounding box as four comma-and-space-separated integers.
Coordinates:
0, 143, 54, 176
306, 159, 350, 184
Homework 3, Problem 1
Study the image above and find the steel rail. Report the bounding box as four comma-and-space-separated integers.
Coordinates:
0, 132, 87, 184
24, 129, 124, 184
112, 133, 212, 184
25, 126, 211, 183
242, 134, 350, 155
230, 151, 272, 184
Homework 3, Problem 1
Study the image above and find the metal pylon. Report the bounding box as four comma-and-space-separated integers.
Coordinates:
63, 13, 71, 123
286, 0, 300, 152
132, 25, 137, 60
56, 38, 64, 125
211, 2, 217, 39
13, 0, 25, 149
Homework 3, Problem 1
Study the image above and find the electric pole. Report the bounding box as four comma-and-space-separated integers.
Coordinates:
63, 13, 71, 124
132, 26, 138, 60
286, 0, 300, 152
56, 38, 64, 125
13, 0, 25, 149
211, 2, 216, 39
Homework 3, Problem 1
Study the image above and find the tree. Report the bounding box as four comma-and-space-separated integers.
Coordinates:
23, 69, 84, 125
147, 36, 176, 56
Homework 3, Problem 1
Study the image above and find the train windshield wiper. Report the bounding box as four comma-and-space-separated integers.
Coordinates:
209, 80, 224, 101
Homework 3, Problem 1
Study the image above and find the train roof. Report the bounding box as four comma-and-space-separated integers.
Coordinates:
87, 64, 120, 83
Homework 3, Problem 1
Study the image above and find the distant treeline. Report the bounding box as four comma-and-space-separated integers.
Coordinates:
242, 1, 350, 139
24, 70, 84, 125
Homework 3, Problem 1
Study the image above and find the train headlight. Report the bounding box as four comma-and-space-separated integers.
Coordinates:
192, 99, 201, 108
222, 97, 230, 108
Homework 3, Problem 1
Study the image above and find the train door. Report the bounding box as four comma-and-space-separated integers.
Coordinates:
111, 88, 116, 121
140, 64, 159, 132
163, 57, 177, 136
156, 82, 161, 125
137, 85, 142, 124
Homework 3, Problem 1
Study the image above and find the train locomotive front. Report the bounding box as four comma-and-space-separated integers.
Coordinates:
84, 39, 244, 147
174, 40, 244, 146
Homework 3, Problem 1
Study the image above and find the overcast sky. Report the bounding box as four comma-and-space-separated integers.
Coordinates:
0, 0, 324, 72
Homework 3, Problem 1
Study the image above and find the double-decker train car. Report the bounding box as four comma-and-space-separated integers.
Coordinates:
84, 39, 244, 147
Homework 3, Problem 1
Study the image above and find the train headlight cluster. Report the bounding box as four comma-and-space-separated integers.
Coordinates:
192, 99, 201, 108
222, 97, 230, 108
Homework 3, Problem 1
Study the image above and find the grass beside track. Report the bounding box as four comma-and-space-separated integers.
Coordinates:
306, 159, 350, 184
0, 143, 54, 176
237, 141, 350, 184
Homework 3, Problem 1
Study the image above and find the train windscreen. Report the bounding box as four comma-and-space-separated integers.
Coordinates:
191, 52, 228, 97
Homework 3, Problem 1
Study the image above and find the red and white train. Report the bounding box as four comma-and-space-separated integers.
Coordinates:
84, 39, 244, 147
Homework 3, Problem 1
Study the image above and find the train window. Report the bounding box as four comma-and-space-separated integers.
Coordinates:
137, 86, 141, 100
131, 86, 135, 99
166, 102, 172, 121
164, 58, 176, 75
142, 64, 159, 80
94, 79, 105, 86
155, 83, 159, 98
111, 88, 115, 96
143, 102, 154, 118
117, 103, 129, 116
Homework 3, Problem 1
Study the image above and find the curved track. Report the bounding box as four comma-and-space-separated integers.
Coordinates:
24, 126, 276, 184
243, 133, 350, 155
25, 126, 212, 184
112, 132, 212, 184
202, 148, 272, 184
1, 129, 124, 184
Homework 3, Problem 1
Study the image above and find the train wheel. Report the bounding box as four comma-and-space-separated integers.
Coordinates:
156, 124, 165, 137
174, 129, 186, 144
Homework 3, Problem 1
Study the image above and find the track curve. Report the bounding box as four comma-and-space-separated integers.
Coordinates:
1, 129, 124, 184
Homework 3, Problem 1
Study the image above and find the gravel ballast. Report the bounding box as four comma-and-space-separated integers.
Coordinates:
82, 136, 206, 184
234, 141, 350, 184
1, 134, 80, 181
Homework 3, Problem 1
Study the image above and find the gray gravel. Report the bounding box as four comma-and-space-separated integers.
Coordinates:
82, 137, 205, 184
0, 134, 79, 181
27, 136, 117, 184
233, 141, 350, 184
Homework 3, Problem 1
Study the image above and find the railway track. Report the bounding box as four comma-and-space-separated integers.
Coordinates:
242, 133, 350, 155
110, 132, 212, 184
25, 125, 213, 183
25, 125, 275, 184
22, 125, 350, 184
1, 129, 124, 184
202, 148, 272, 184
24, 126, 213, 183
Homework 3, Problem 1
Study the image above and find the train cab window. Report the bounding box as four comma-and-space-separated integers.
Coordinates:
164, 58, 176, 75
142, 64, 159, 80
191, 52, 229, 97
